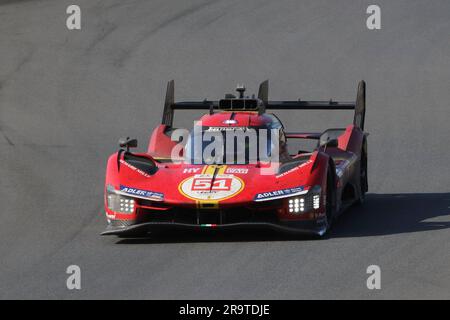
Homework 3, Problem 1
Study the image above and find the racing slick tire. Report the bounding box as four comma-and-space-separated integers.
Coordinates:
324, 163, 337, 233
357, 140, 368, 205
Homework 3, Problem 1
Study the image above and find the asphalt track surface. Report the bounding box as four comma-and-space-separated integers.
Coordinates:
0, 0, 449, 299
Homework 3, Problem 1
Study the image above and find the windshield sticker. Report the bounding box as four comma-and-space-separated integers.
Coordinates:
206, 127, 247, 132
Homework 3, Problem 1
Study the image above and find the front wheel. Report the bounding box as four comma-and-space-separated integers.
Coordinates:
324, 165, 337, 233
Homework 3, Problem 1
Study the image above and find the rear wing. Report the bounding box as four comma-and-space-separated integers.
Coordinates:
161, 80, 366, 130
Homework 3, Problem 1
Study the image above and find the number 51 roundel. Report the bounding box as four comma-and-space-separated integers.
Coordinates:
178, 174, 244, 201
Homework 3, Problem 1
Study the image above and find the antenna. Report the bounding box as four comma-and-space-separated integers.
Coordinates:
236, 84, 246, 98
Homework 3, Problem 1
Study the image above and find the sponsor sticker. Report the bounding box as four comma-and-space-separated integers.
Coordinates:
183, 167, 201, 174
179, 174, 244, 201
275, 160, 312, 178
120, 159, 151, 178
254, 186, 306, 201
119, 185, 164, 200
225, 167, 248, 174
206, 127, 246, 132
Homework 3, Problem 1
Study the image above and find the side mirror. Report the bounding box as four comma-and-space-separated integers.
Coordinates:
321, 138, 338, 148
119, 137, 138, 151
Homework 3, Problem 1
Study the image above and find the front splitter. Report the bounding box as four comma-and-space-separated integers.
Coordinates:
101, 220, 327, 237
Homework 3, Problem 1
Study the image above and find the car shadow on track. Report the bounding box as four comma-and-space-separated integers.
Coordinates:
329, 193, 450, 238
115, 193, 450, 244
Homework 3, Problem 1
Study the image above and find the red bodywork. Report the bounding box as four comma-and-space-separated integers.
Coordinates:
102, 81, 367, 237
103, 119, 365, 236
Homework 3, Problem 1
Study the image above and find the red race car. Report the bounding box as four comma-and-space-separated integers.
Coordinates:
102, 80, 368, 237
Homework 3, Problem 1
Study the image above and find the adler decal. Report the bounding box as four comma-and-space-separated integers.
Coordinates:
254, 186, 306, 202
119, 185, 164, 200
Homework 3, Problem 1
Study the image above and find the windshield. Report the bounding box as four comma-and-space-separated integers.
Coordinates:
184, 126, 278, 164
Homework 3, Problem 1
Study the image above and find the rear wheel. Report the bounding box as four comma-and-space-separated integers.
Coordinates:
358, 142, 368, 204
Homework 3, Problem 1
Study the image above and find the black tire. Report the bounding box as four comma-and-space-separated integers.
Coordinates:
324, 165, 336, 232
358, 141, 368, 204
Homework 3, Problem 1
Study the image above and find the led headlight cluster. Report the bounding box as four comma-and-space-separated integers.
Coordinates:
288, 198, 305, 213
313, 194, 320, 209
119, 198, 135, 213
107, 192, 136, 214
311, 185, 321, 210
287, 186, 322, 214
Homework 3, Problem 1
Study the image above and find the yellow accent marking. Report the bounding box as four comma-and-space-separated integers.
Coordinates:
198, 201, 219, 209
196, 165, 227, 208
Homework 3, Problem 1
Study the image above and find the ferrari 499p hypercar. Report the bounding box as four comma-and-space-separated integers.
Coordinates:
102, 80, 368, 237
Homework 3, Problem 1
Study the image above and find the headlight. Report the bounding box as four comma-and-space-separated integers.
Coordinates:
106, 187, 136, 214
313, 194, 320, 209
288, 198, 305, 213
311, 185, 321, 209
287, 185, 321, 214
